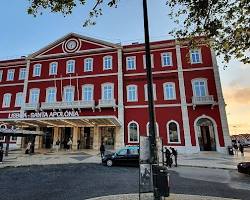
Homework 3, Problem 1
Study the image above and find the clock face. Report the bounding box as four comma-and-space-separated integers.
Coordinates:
66, 40, 77, 50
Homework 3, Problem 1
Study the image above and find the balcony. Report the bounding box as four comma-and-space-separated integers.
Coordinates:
24, 103, 40, 111
97, 99, 116, 111
78, 100, 95, 111
192, 95, 215, 109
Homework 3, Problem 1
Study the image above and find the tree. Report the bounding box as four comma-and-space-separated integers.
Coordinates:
27, 0, 249, 65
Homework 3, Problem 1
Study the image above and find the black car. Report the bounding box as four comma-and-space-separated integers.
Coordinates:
237, 162, 250, 175
102, 146, 139, 167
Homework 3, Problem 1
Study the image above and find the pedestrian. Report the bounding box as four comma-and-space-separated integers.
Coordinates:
100, 143, 105, 159
67, 138, 73, 151
25, 141, 31, 154
77, 139, 81, 150
0, 146, 4, 164
239, 142, 244, 156
55, 139, 60, 152
233, 141, 239, 156
165, 147, 172, 168
0, 142, 3, 149
170, 147, 178, 167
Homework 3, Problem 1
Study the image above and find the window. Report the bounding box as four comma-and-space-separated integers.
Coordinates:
33, 64, 41, 77
127, 85, 138, 102
11, 136, 17, 141
190, 49, 202, 64
46, 88, 57, 103
63, 86, 74, 102
0, 136, 5, 142
7, 69, 15, 81
144, 84, 157, 101
102, 83, 114, 100
103, 56, 112, 70
15, 92, 23, 107
143, 54, 154, 68
163, 83, 176, 100
167, 121, 180, 143
84, 58, 93, 72
19, 68, 26, 80
2, 93, 11, 107
192, 79, 207, 97
146, 122, 159, 137
126, 56, 136, 70
29, 89, 40, 103
0, 70, 3, 81
128, 121, 139, 143
82, 85, 94, 101
49, 62, 58, 75
161, 52, 172, 67
66, 60, 75, 74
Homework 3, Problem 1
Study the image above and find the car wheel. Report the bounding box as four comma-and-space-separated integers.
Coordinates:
107, 160, 113, 167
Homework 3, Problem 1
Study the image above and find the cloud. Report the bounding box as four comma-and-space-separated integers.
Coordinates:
232, 88, 250, 104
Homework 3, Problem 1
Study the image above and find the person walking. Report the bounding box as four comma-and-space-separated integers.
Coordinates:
170, 147, 178, 167
233, 141, 239, 156
165, 147, 172, 168
25, 141, 31, 154
100, 143, 105, 159
239, 142, 244, 156
0, 146, 4, 164
55, 139, 60, 152
67, 138, 73, 151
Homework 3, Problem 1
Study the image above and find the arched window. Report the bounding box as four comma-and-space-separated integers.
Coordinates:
167, 120, 180, 143
146, 122, 159, 137
128, 121, 139, 143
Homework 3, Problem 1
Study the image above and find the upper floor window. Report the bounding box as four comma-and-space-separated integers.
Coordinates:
2, 93, 11, 108
144, 84, 157, 101
161, 52, 172, 67
19, 68, 26, 80
143, 54, 154, 69
128, 121, 139, 143
66, 60, 75, 74
63, 86, 74, 102
29, 89, 40, 103
167, 120, 180, 143
82, 85, 94, 101
84, 58, 93, 72
15, 92, 23, 107
33, 64, 41, 77
7, 69, 15, 81
46, 87, 57, 103
163, 82, 176, 100
127, 85, 138, 102
103, 56, 112, 70
146, 122, 159, 137
0, 70, 3, 82
126, 56, 136, 70
102, 83, 114, 100
192, 79, 207, 97
49, 62, 58, 75
190, 49, 202, 64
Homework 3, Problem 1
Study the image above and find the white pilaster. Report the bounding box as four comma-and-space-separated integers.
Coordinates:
93, 125, 100, 150
16, 137, 22, 149
21, 59, 31, 116
72, 127, 78, 150
175, 43, 193, 148
53, 127, 59, 148
35, 127, 40, 149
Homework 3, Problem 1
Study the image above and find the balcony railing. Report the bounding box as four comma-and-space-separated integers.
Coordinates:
192, 95, 214, 105
97, 99, 116, 110
40, 100, 95, 110
24, 103, 40, 111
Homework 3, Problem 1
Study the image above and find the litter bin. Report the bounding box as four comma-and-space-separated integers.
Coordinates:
228, 146, 234, 155
152, 165, 170, 198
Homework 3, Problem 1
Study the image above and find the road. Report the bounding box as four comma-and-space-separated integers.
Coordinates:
0, 164, 249, 200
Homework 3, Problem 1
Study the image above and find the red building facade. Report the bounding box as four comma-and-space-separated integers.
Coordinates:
0, 33, 231, 153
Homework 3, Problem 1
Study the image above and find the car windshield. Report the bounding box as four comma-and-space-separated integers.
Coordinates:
128, 148, 139, 155
116, 149, 127, 155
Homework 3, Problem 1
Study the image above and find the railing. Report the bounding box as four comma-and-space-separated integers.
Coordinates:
24, 103, 40, 111
98, 99, 116, 108
40, 100, 95, 110
192, 95, 214, 105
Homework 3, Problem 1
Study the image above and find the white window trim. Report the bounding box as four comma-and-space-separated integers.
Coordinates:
128, 120, 139, 143
15, 92, 23, 107
101, 82, 114, 100
7, 69, 15, 81
33, 64, 41, 77
161, 52, 173, 67
29, 88, 40, 103
63, 86, 75, 102
19, 68, 26, 80
46, 87, 57, 103
126, 85, 138, 102
144, 84, 157, 101
190, 49, 203, 64
163, 82, 176, 100
143, 54, 154, 69
126, 56, 136, 70
2, 93, 12, 108
84, 58, 93, 72
0, 70, 3, 82
146, 122, 159, 137
66, 60, 75, 74
82, 84, 94, 101
191, 78, 208, 97
49, 62, 58, 75
167, 120, 181, 144
103, 55, 113, 70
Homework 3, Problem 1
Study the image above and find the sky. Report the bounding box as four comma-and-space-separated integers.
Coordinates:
0, 0, 249, 135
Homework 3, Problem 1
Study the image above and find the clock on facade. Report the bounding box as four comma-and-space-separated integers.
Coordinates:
64, 39, 80, 52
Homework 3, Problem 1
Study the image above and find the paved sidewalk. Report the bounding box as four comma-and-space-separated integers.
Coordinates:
0, 148, 249, 169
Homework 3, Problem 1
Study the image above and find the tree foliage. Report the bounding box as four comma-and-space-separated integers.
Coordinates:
26, 0, 249, 65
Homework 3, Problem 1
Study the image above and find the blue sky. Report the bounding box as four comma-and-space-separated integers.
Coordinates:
0, 0, 249, 134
